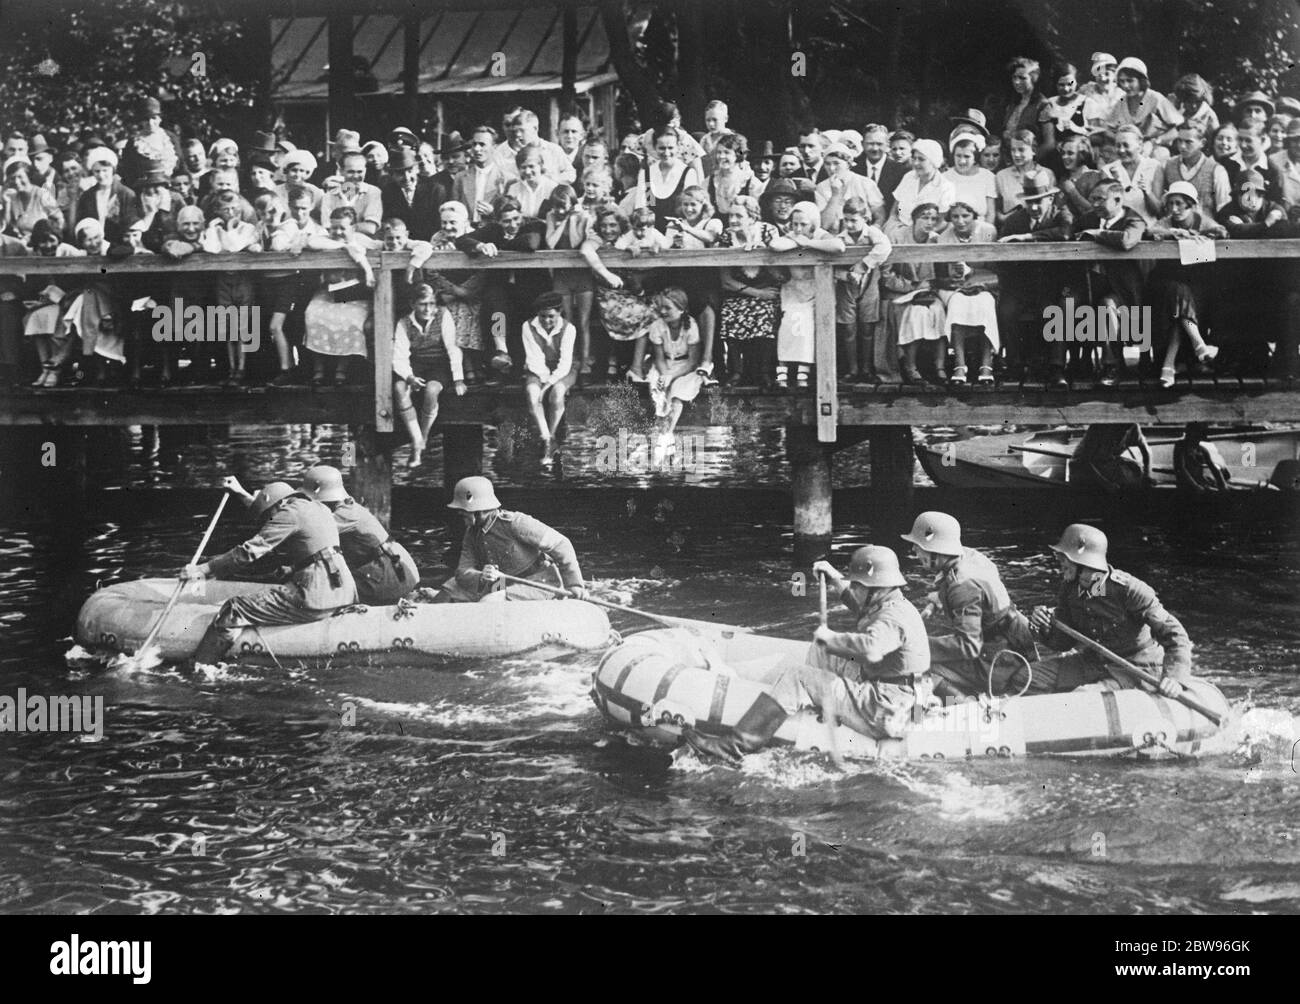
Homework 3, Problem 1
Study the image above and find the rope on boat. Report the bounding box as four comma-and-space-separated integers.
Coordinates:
987, 649, 1033, 700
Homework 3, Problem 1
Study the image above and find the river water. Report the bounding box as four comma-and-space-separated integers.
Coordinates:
1, 422, 1298, 914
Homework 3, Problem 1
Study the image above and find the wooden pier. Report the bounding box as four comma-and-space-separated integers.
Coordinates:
3, 240, 1298, 559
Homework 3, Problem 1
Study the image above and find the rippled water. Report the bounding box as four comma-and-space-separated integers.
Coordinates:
1, 425, 1298, 914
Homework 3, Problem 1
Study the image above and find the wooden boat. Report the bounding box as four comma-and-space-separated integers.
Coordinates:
77, 578, 614, 666
592, 629, 1230, 759
916, 424, 1300, 491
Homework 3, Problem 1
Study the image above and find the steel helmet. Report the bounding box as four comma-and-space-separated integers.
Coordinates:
302, 464, 347, 503
900, 511, 964, 556
846, 545, 907, 588
248, 481, 296, 521
447, 475, 501, 512
1049, 523, 1109, 572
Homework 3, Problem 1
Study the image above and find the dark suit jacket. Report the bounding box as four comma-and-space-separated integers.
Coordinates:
74, 181, 138, 232
858, 158, 909, 214
1072, 207, 1148, 305
381, 178, 449, 241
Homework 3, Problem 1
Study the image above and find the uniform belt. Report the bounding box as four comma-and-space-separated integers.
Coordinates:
292, 546, 344, 574
871, 671, 929, 688
360, 540, 409, 582
512, 552, 549, 579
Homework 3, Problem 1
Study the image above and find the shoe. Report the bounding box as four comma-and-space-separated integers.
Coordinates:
223, 371, 246, 387
1097, 364, 1118, 388
31, 367, 51, 387
680, 727, 744, 767
1196, 343, 1219, 363
949, 366, 968, 386
795, 370, 810, 390
976, 366, 995, 385
489, 351, 514, 374
1159, 367, 1176, 389
1047, 366, 1068, 390
933, 369, 948, 385
41, 368, 60, 388
774, 370, 788, 389
607, 363, 621, 381
333, 372, 348, 387
627, 370, 648, 384
310, 373, 326, 388
268, 370, 298, 389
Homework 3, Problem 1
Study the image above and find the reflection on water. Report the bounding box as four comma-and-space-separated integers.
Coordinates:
1, 422, 1298, 913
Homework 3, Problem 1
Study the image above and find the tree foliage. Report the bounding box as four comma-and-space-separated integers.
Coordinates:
0, 0, 254, 144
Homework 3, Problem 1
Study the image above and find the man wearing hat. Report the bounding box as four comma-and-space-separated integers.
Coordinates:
996, 170, 1072, 383
301, 465, 419, 605
1017, 525, 1193, 696
389, 126, 420, 152
749, 140, 776, 197
180, 476, 358, 668
381, 146, 446, 241
118, 96, 180, 190
1156, 122, 1231, 221
437, 476, 586, 603
897, 512, 1037, 698
27, 134, 56, 195
679, 545, 933, 763
1236, 90, 1276, 130
1079, 52, 1121, 130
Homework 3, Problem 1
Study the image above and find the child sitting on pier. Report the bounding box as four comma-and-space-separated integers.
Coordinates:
521, 291, 576, 467
393, 282, 465, 468
302, 205, 378, 387
646, 286, 704, 455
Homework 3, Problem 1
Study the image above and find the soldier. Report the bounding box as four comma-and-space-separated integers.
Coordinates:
1021, 524, 1192, 696
437, 476, 587, 602
301, 465, 419, 605
900, 511, 1038, 698
183, 477, 356, 666
683, 545, 933, 763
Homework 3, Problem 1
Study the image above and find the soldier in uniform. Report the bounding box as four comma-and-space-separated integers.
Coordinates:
183, 477, 357, 666
301, 465, 419, 605
437, 476, 587, 601
682, 545, 933, 763
900, 511, 1038, 698
1020, 523, 1192, 696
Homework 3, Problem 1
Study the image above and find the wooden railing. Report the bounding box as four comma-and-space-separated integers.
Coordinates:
3, 238, 1297, 442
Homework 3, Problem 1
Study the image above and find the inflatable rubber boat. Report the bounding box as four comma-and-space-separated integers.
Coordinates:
592, 629, 1231, 759
77, 578, 615, 666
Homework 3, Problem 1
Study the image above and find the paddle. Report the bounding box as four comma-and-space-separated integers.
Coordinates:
817, 570, 845, 769
494, 571, 749, 637
1050, 617, 1224, 727
110, 492, 230, 671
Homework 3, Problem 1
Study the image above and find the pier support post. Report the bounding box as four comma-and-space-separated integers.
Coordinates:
352, 425, 392, 528
787, 426, 833, 568
869, 426, 916, 496
442, 424, 484, 491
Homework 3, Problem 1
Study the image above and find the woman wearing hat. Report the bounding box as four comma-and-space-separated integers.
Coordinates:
1105, 57, 1183, 160
886, 139, 954, 241
1147, 180, 1226, 387
2, 159, 62, 239
943, 133, 996, 222
1079, 52, 1121, 131
73, 147, 135, 234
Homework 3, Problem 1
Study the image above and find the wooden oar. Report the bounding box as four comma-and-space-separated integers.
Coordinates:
112, 492, 230, 670
495, 572, 749, 636
1050, 618, 1223, 727
817, 570, 845, 769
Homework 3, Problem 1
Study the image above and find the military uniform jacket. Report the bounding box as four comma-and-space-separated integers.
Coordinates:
930, 548, 1037, 666
828, 587, 931, 682
454, 510, 583, 597
329, 497, 419, 604
1050, 566, 1192, 679
206, 494, 356, 611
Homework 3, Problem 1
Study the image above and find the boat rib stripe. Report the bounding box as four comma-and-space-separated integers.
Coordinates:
706, 675, 730, 724
1101, 689, 1122, 739
652, 663, 685, 703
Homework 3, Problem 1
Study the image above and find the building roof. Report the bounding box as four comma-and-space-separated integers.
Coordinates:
271, 6, 614, 101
